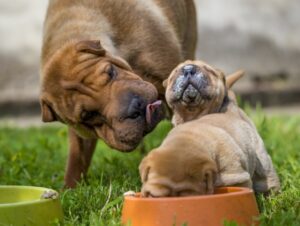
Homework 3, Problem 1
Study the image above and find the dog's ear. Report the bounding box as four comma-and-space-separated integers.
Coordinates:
75, 40, 106, 56
139, 157, 151, 183
203, 167, 217, 194
40, 100, 57, 122
162, 79, 168, 88
186, 155, 217, 194
226, 70, 245, 89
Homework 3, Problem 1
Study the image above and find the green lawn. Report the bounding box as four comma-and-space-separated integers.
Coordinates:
0, 108, 299, 226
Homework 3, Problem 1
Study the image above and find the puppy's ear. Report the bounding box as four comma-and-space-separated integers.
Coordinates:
162, 79, 168, 89
186, 156, 217, 194
203, 167, 217, 194
226, 70, 245, 89
75, 40, 106, 56
40, 100, 57, 122
139, 157, 151, 183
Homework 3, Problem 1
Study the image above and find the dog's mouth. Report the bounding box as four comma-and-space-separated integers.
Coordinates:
145, 100, 163, 128
118, 100, 163, 150
181, 84, 202, 106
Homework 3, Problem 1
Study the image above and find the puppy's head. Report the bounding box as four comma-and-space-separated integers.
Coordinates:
139, 148, 217, 197
40, 40, 162, 151
164, 60, 244, 123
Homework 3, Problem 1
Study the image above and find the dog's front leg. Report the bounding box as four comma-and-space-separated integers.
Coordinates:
64, 128, 97, 188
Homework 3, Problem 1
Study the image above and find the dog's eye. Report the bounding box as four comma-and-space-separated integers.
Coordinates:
107, 64, 117, 79
80, 110, 99, 121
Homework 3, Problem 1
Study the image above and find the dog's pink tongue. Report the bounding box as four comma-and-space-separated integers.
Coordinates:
146, 100, 162, 124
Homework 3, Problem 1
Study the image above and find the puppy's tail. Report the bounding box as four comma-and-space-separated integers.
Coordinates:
226, 70, 245, 89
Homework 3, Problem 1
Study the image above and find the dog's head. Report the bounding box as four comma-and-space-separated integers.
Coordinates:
40, 40, 163, 151
164, 60, 244, 124
139, 148, 217, 197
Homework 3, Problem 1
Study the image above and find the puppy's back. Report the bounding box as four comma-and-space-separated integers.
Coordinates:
169, 105, 280, 192
163, 117, 249, 166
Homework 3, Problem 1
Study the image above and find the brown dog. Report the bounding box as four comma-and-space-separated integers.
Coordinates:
40, 0, 197, 187
139, 60, 280, 197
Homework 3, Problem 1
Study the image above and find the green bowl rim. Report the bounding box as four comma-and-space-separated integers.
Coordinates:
0, 185, 60, 208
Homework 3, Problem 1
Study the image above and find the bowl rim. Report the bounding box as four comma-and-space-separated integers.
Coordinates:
124, 187, 254, 202
0, 185, 59, 208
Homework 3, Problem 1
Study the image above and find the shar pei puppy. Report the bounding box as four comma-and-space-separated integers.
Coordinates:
139, 60, 280, 197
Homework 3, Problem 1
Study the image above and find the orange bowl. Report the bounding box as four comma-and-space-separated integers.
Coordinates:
122, 187, 259, 226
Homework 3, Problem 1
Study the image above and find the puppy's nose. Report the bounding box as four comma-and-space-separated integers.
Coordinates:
127, 96, 146, 119
183, 64, 197, 78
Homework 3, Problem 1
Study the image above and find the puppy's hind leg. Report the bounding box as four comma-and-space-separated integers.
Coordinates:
253, 163, 281, 194
253, 147, 281, 194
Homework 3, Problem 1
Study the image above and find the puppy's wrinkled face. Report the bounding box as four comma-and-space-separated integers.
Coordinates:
164, 60, 227, 122
40, 40, 162, 151
139, 149, 216, 197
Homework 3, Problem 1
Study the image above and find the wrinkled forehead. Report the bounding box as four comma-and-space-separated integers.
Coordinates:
193, 61, 219, 76
170, 60, 221, 80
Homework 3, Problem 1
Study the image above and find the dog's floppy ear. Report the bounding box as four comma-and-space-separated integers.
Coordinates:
40, 100, 57, 122
186, 155, 217, 194
203, 167, 217, 194
75, 40, 106, 56
226, 70, 245, 89
139, 157, 151, 183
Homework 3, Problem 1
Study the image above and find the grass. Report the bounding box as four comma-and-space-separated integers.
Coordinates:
0, 107, 299, 226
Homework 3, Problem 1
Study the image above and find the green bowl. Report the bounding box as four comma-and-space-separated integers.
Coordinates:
0, 185, 63, 226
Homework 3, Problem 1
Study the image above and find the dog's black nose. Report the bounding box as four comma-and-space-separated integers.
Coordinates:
127, 96, 146, 120
183, 64, 197, 78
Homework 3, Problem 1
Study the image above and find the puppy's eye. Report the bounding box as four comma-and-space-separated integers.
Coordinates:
80, 110, 99, 121
107, 64, 117, 79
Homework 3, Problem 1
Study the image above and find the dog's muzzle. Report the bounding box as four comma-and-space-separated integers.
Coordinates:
172, 65, 209, 104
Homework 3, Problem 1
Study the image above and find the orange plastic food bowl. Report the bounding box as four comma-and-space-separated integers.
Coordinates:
122, 187, 259, 226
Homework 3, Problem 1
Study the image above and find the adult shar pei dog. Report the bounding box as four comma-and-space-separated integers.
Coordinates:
40, 0, 197, 187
